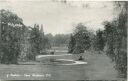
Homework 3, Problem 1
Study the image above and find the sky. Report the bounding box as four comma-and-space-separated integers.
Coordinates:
0, 0, 116, 35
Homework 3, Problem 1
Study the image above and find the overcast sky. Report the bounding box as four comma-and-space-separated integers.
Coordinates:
0, 0, 116, 35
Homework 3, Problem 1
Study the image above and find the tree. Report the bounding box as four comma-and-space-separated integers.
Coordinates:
68, 23, 91, 54
95, 29, 105, 51
29, 24, 41, 60
19, 26, 32, 61
0, 9, 24, 64
103, 1, 127, 78
113, 2, 127, 78
0, 9, 53, 63
29, 24, 51, 60
45, 33, 53, 46
68, 34, 76, 53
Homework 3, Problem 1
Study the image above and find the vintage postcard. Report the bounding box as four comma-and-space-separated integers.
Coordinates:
0, 0, 127, 80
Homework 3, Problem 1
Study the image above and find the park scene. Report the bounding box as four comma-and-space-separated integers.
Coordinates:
0, 1, 127, 80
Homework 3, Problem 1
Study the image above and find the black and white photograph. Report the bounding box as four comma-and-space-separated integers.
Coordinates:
0, 0, 127, 80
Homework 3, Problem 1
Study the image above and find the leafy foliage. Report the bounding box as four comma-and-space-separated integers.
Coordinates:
28, 24, 51, 60
0, 10, 51, 63
95, 29, 105, 51
103, 2, 127, 78
68, 34, 76, 53
68, 23, 91, 54
0, 9, 24, 64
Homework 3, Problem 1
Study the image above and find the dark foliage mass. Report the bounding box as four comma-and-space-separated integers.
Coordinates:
0, 9, 24, 64
103, 2, 127, 78
95, 29, 106, 51
68, 23, 91, 54
68, 2, 127, 78
0, 9, 51, 63
0, 9, 70, 63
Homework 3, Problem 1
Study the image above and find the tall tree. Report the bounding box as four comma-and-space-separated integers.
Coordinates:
29, 24, 50, 60
0, 9, 24, 64
29, 24, 41, 60
68, 23, 91, 54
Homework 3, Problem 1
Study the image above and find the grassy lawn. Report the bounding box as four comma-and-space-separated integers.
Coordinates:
0, 50, 124, 80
